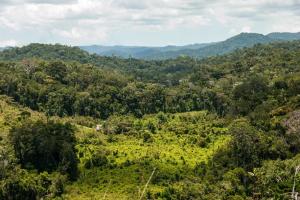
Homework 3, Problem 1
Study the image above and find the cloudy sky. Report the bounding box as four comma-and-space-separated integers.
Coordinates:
0, 0, 300, 46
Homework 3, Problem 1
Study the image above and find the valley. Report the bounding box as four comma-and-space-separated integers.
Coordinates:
0, 39, 300, 199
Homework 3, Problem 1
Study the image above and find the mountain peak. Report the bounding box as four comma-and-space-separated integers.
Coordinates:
228, 32, 268, 40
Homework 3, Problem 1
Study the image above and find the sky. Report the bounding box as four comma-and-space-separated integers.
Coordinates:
0, 0, 300, 46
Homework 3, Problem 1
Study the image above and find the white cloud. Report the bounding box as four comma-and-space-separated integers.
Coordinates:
241, 26, 252, 33
271, 15, 300, 32
52, 27, 108, 44
0, 0, 299, 45
0, 39, 18, 47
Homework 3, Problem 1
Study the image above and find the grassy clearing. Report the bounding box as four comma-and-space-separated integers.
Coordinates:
65, 112, 230, 199
0, 97, 230, 199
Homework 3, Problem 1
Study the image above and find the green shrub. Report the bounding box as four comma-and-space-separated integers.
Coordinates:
9, 120, 78, 179
0, 170, 66, 200
84, 154, 108, 169
143, 132, 153, 143
147, 122, 156, 134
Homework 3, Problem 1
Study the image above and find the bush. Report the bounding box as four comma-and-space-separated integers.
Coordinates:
194, 161, 207, 177
157, 112, 168, 124
232, 76, 269, 115
9, 120, 78, 179
0, 169, 67, 200
147, 122, 156, 134
1, 176, 37, 200
143, 132, 153, 143
84, 154, 108, 169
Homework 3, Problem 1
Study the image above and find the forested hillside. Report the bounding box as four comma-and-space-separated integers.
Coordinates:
0, 40, 300, 199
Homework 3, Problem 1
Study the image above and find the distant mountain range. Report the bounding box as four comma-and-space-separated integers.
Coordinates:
79, 32, 300, 59
79, 43, 214, 58
0, 47, 11, 52
1, 32, 300, 60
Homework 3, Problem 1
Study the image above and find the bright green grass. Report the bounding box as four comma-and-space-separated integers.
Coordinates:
64, 112, 230, 200
0, 97, 231, 200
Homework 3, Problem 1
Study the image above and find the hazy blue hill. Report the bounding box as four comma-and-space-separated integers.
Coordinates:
144, 33, 276, 59
2, 32, 300, 60
80, 33, 276, 59
0, 33, 300, 62
80, 32, 300, 60
79, 43, 214, 58
158, 32, 300, 59
0, 47, 10, 51
267, 32, 300, 41
79, 45, 151, 57
160, 43, 215, 51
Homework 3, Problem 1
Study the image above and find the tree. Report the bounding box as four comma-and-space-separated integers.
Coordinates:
228, 120, 263, 170
9, 120, 78, 179
232, 76, 269, 115
45, 61, 68, 83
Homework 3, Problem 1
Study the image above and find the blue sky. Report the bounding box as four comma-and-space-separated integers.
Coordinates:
0, 0, 300, 46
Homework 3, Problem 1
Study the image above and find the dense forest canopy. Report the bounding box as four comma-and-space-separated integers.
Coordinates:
1, 41, 300, 118
0, 40, 300, 199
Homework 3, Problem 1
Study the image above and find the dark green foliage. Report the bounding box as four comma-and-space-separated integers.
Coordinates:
251, 155, 300, 199
1, 177, 37, 200
210, 119, 293, 173
283, 111, 300, 154
232, 76, 269, 115
0, 169, 67, 200
228, 120, 264, 170
194, 161, 207, 177
0, 43, 92, 63
143, 132, 153, 143
2, 41, 300, 120
0, 59, 225, 119
9, 120, 78, 178
84, 154, 108, 169
1, 40, 300, 199
45, 61, 68, 83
